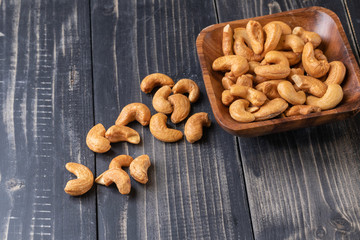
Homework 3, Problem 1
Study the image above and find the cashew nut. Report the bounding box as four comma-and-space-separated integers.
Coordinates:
302, 42, 330, 78
324, 61, 346, 85
277, 81, 306, 105
285, 105, 321, 117
292, 26, 322, 48
115, 103, 151, 126
152, 86, 173, 114
222, 75, 235, 90
105, 125, 140, 144
248, 61, 261, 74
230, 85, 267, 107
184, 112, 211, 143
276, 34, 305, 53
255, 80, 283, 99
140, 73, 175, 93
229, 99, 255, 123
222, 90, 238, 106
278, 51, 301, 66
212, 55, 249, 79
64, 162, 94, 196
86, 123, 111, 153
254, 51, 290, 79
291, 74, 327, 97
233, 28, 263, 61
172, 78, 200, 103
95, 155, 133, 186
236, 74, 253, 87
168, 94, 191, 124
246, 20, 264, 55
97, 168, 131, 194
222, 24, 234, 55
262, 22, 282, 55
306, 83, 343, 110
253, 98, 288, 121
130, 155, 151, 184
287, 68, 304, 82
149, 113, 183, 142
269, 21, 292, 35
253, 75, 269, 84
314, 49, 327, 61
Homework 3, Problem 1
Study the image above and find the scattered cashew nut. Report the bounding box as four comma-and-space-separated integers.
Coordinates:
115, 103, 151, 126
229, 99, 255, 123
105, 125, 140, 144
153, 86, 173, 114
149, 113, 183, 142
140, 73, 174, 93
172, 78, 200, 103
184, 112, 211, 143
306, 83, 343, 110
86, 123, 111, 153
168, 94, 191, 124
64, 162, 94, 196
130, 155, 151, 184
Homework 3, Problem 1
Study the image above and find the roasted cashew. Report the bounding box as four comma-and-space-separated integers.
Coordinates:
172, 78, 200, 103
152, 86, 173, 114
255, 80, 283, 99
64, 162, 94, 196
253, 98, 288, 121
184, 112, 211, 143
115, 103, 151, 126
287, 68, 304, 82
246, 20, 264, 55
230, 85, 267, 107
324, 61, 346, 85
86, 124, 111, 153
262, 22, 282, 55
292, 27, 322, 48
236, 74, 253, 87
253, 75, 269, 84
276, 34, 305, 53
306, 83, 343, 110
278, 51, 301, 66
222, 75, 235, 90
302, 42, 330, 78
130, 155, 151, 184
149, 113, 183, 142
248, 61, 261, 74
277, 81, 306, 105
222, 24, 234, 55
97, 168, 131, 194
222, 90, 238, 106
254, 51, 290, 79
285, 105, 321, 117
314, 49, 327, 61
229, 99, 255, 123
105, 125, 140, 144
168, 94, 191, 124
291, 74, 327, 97
140, 73, 174, 93
233, 28, 263, 61
269, 21, 292, 35
212, 55, 249, 79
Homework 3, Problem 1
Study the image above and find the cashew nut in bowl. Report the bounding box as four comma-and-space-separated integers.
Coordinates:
115, 103, 151, 126
262, 22, 282, 56
278, 51, 301, 66
212, 55, 249, 79
253, 98, 288, 121
236, 74, 253, 87
253, 75, 269, 85
152, 86, 173, 114
255, 80, 283, 99
140, 73, 174, 93
222, 75, 235, 90
229, 99, 255, 123
105, 125, 140, 144
222, 24, 234, 55
302, 42, 330, 78
130, 155, 151, 184
268, 21, 292, 35
168, 94, 191, 124
306, 83, 343, 110
230, 85, 267, 107
184, 112, 211, 143
291, 74, 327, 97
246, 20, 264, 55
287, 68, 304, 82
254, 51, 290, 79
292, 27, 322, 48
324, 61, 346, 85
96, 168, 131, 194
222, 90, 238, 106
314, 49, 327, 61
86, 123, 111, 153
276, 34, 305, 53
248, 61, 261, 74
172, 78, 200, 103
233, 28, 263, 61
149, 113, 183, 142
277, 81, 306, 105
64, 162, 94, 196
285, 105, 321, 117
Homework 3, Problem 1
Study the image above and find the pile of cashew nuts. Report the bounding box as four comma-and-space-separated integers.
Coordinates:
214, 20, 346, 122
64, 73, 211, 196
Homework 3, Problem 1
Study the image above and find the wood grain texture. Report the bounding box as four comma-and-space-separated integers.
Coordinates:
0, 0, 96, 239
215, 0, 360, 239
91, 0, 253, 239
344, 0, 360, 62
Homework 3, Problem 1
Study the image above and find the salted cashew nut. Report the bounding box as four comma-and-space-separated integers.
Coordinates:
222, 90, 238, 106
115, 103, 151, 126
302, 42, 330, 78
95, 155, 133, 185
168, 94, 191, 124
248, 61, 261, 74
230, 85, 267, 107
285, 105, 321, 117
152, 86, 173, 114
291, 74, 327, 97
172, 78, 200, 103
233, 28, 263, 61
212, 55, 249, 79
314, 49, 327, 61
253, 75, 269, 84
222, 24, 234, 55
262, 22, 282, 55
222, 75, 235, 90
324, 61, 346, 85
86, 123, 111, 153
140, 73, 174, 93
277, 81, 306, 105
306, 83, 343, 110
276, 34, 305, 53
184, 112, 211, 143
64, 162, 94, 196
254, 51, 290, 79
287, 68, 304, 82
293, 26, 322, 48
105, 125, 140, 144
253, 98, 288, 121
229, 99, 255, 123
246, 20, 264, 55
149, 113, 183, 142
129, 155, 151, 184
278, 51, 301, 66
236, 74, 253, 87
269, 21, 292, 35
255, 80, 283, 99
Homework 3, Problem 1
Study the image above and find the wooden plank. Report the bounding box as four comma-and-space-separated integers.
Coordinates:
215, 0, 360, 239
0, 0, 96, 239
344, 0, 360, 61
91, 0, 253, 239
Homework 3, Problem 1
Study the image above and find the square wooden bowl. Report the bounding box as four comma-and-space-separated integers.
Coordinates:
196, 6, 360, 137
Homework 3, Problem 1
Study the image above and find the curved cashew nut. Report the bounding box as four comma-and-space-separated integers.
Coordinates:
277, 81, 306, 105
229, 99, 255, 123
278, 51, 301, 66
140, 73, 174, 93
64, 162, 94, 196
287, 68, 304, 82
130, 155, 151, 184
168, 94, 191, 124
149, 113, 183, 142
293, 27, 322, 48
270, 21, 292, 35
314, 49, 327, 61
254, 51, 290, 79
184, 112, 211, 143
212, 55, 249, 79
253, 98, 288, 121
105, 125, 140, 144
230, 85, 267, 107
246, 20, 264, 55
285, 105, 321, 117
95, 155, 133, 186
262, 22, 282, 55
248, 61, 261, 74
291, 74, 327, 97
222, 24, 234, 55
86, 124, 111, 153
222, 75, 235, 90
302, 42, 330, 78
115, 103, 151, 126
222, 90, 238, 106
324, 61, 346, 85
152, 86, 173, 114
172, 78, 200, 103
255, 80, 283, 99
276, 34, 305, 53
253, 75, 269, 85
306, 83, 343, 110
97, 168, 131, 194
233, 28, 263, 61
236, 74, 253, 87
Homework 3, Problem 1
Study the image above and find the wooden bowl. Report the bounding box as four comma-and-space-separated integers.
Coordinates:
196, 6, 360, 137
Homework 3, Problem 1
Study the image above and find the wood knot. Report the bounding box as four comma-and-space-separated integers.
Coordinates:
330, 216, 352, 232
315, 226, 326, 239
6, 178, 25, 192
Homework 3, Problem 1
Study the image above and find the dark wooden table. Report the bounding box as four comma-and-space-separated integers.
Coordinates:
1, 0, 360, 239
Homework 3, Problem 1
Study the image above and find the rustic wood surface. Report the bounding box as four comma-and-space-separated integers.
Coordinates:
0, 0, 359, 239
